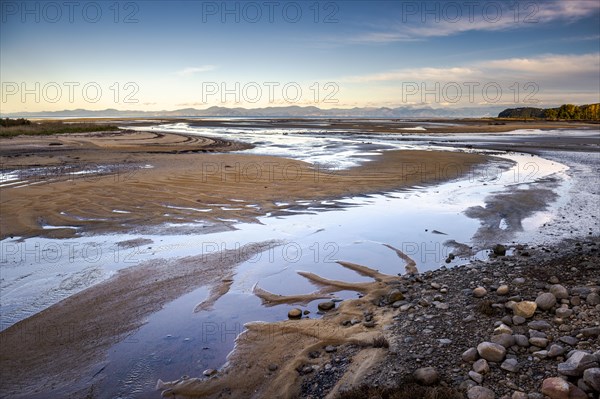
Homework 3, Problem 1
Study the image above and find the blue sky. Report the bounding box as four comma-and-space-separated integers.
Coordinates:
1, 0, 599, 112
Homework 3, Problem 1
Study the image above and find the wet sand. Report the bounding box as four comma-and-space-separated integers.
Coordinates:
1, 130, 489, 240
1, 120, 597, 398
0, 241, 277, 398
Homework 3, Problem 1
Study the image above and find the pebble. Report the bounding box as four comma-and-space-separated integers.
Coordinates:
473, 358, 490, 374
547, 344, 566, 358
558, 350, 599, 377
512, 315, 526, 325
473, 287, 488, 298
497, 285, 510, 295
528, 320, 552, 331
586, 292, 600, 306
288, 308, 303, 319
581, 327, 600, 337
535, 292, 557, 311
317, 301, 335, 311
541, 377, 570, 398
549, 284, 569, 299
469, 370, 483, 384
268, 364, 278, 371
491, 333, 515, 348
501, 358, 520, 373
583, 367, 600, 391
477, 342, 506, 362
413, 366, 440, 385
463, 347, 479, 362
514, 334, 530, 347
325, 345, 337, 353
513, 301, 537, 318
467, 385, 496, 399
555, 307, 573, 319
529, 337, 549, 348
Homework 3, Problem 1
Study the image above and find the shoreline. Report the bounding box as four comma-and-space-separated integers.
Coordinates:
0, 120, 598, 398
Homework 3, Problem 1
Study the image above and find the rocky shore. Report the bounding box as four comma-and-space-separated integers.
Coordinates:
298, 238, 600, 399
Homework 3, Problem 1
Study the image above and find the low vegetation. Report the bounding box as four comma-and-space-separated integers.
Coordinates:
0, 118, 119, 137
498, 103, 600, 120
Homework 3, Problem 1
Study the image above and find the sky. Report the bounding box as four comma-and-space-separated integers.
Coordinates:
1, 0, 599, 112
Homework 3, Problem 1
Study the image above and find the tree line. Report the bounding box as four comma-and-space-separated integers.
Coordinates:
498, 104, 600, 120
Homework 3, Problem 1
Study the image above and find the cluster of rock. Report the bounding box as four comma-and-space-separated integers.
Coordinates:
456, 282, 600, 398
346, 240, 600, 399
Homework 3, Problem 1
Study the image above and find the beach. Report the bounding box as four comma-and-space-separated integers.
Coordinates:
0, 119, 598, 398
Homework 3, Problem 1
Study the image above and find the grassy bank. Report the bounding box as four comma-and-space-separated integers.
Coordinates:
0, 120, 120, 137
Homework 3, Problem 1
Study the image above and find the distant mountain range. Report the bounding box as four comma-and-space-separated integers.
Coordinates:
2, 105, 508, 118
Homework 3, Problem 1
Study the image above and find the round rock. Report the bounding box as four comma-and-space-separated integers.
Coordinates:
473, 287, 487, 298
468, 385, 496, 399
477, 342, 506, 362
535, 292, 557, 311
317, 301, 335, 312
413, 367, 440, 386
288, 308, 303, 319
549, 284, 569, 299
496, 285, 509, 295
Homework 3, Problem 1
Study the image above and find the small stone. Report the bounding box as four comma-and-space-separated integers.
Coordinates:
268, 364, 278, 371
463, 347, 479, 362
473, 358, 490, 374
549, 284, 569, 299
586, 292, 600, 306
469, 370, 483, 384
203, 369, 217, 377
541, 377, 571, 399
513, 301, 537, 318
431, 282, 441, 289
512, 277, 525, 285
413, 367, 440, 385
581, 327, 600, 337
477, 342, 506, 362
497, 285, 510, 295
501, 358, 520, 373
468, 385, 496, 399
548, 344, 566, 358
512, 315, 526, 325
528, 320, 553, 331
317, 301, 335, 311
555, 307, 573, 319
491, 333, 515, 348
363, 321, 375, 328
559, 336, 579, 346
387, 289, 405, 303
325, 345, 337, 353
583, 367, 600, 391
494, 324, 513, 335
558, 351, 599, 377
493, 244, 506, 256
473, 287, 488, 298
514, 334, 529, 347
511, 392, 527, 399
529, 337, 549, 348
535, 292, 557, 311
288, 308, 302, 319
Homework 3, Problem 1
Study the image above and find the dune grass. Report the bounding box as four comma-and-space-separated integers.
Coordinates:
0, 119, 120, 137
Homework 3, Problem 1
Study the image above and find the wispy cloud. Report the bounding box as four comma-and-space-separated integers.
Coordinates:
175, 65, 216, 76
348, 0, 600, 44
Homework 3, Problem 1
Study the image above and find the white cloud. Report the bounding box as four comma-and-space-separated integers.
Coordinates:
349, 0, 600, 43
175, 65, 216, 76
341, 53, 599, 84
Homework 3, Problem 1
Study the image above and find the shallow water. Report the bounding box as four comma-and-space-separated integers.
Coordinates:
0, 125, 589, 398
